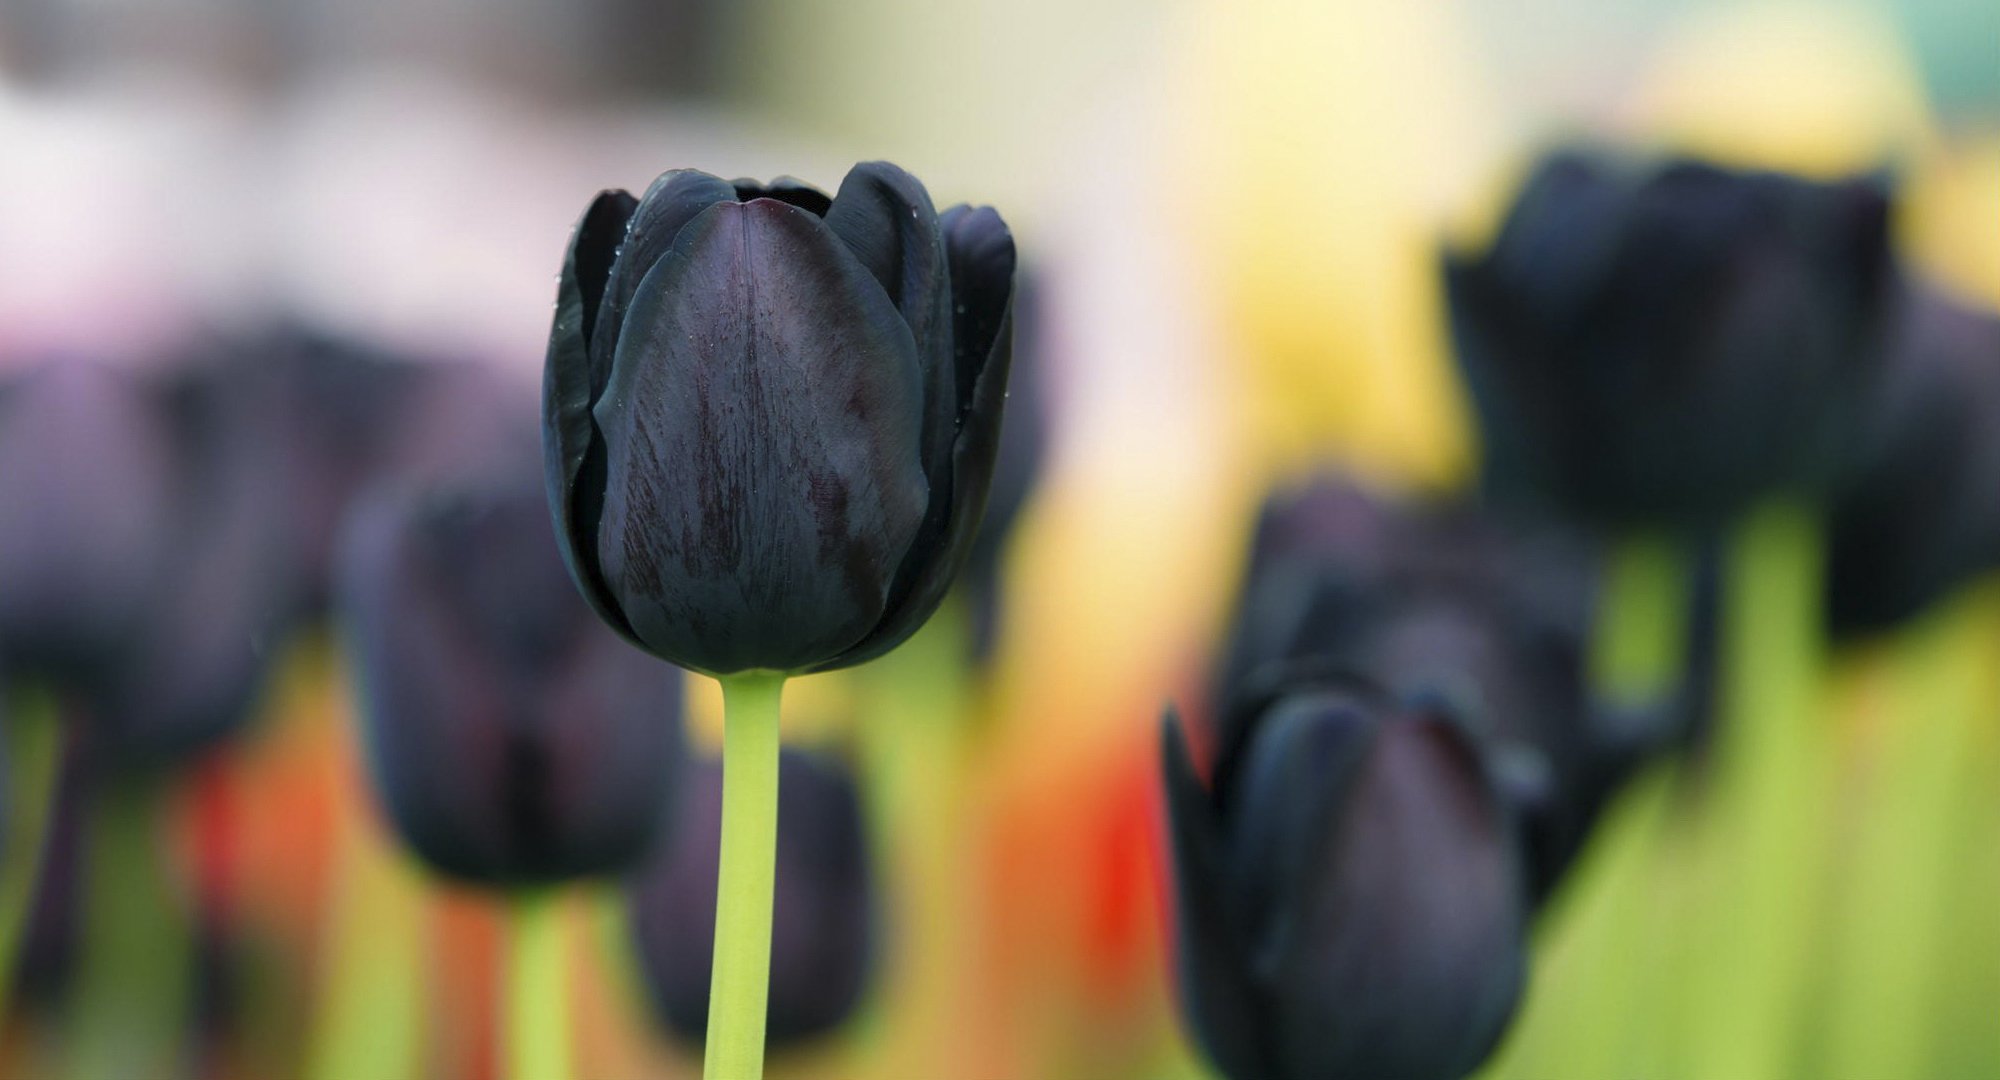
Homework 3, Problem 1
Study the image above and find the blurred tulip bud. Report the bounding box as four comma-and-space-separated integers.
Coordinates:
268, 325, 541, 618
0, 348, 305, 769
0, 359, 177, 681
82, 349, 302, 769
543, 163, 1016, 675
961, 272, 1050, 663
627, 748, 874, 1049
1446, 149, 1895, 529
338, 478, 682, 887
1827, 288, 2000, 636
1214, 476, 1710, 898
1161, 687, 1527, 1080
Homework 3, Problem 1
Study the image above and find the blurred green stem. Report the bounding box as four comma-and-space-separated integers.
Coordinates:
507, 889, 570, 1080
1525, 533, 1690, 1077
1822, 591, 1985, 1077
855, 606, 975, 1075
705, 672, 785, 1080
68, 775, 191, 1080
1590, 532, 1692, 703
1689, 500, 1827, 1080
306, 808, 425, 1080
0, 689, 62, 1025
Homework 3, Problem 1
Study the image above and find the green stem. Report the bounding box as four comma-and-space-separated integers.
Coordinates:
305, 811, 425, 1080
854, 608, 974, 1075
1494, 535, 1692, 1079
68, 775, 191, 1080
0, 689, 63, 1025
704, 673, 785, 1080
1822, 590, 1984, 1077
506, 890, 571, 1080
1589, 531, 1692, 705
1687, 500, 1827, 1080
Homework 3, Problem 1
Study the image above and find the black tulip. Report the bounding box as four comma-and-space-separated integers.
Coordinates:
1162, 687, 1528, 1080
269, 325, 540, 620
1826, 287, 2000, 636
543, 162, 1017, 676
0, 360, 177, 682
1214, 476, 1710, 899
627, 748, 874, 1049
960, 271, 1051, 664
337, 478, 682, 888
82, 349, 302, 769
1445, 149, 1896, 529
0, 350, 302, 770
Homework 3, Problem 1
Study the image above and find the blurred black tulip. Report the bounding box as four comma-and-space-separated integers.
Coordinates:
0, 360, 177, 682
1826, 287, 2000, 636
960, 272, 1050, 664
1162, 687, 1528, 1080
0, 350, 304, 769
543, 162, 1016, 676
338, 479, 682, 888
1214, 477, 1711, 899
628, 748, 874, 1049
82, 350, 302, 769
1446, 149, 1896, 529
269, 325, 540, 619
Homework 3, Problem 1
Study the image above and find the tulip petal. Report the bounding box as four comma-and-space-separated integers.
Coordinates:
595, 199, 928, 675
810, 205, 1018, 670
939, 204, 1016, 410
825, 162, 958, 490
1217, 694, 1376, 979
340, 484, 681, 887
1160, 709, 1274, 1080
544, 189, 642, 640
592, 171, 741, 375
1277, 716, 1526, 1080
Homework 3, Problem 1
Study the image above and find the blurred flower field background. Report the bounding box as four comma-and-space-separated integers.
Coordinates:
1, 0, 1997, 1077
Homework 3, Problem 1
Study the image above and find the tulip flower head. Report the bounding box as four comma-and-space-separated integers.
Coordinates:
0, 350, 303, 770
1446, 149, 1896, 529
1826, 288, 2000, 636
0, 359, 177, 683
1162, 685, 1528, 1080
338, 478, 682, 887
543, 162, 1016, 676
1214, 476, 1713, 900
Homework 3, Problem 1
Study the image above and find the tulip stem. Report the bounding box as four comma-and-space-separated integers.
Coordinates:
0, 688, 62, 1024
68, 775, 191, 1080
506, 889, 571, 1080
307, 805, 425, 1080
1687, 500, 1827, 1080
705, 672, 786, 1080
1590, 532, 1691, 705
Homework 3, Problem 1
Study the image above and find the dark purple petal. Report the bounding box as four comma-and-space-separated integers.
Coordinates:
87, 354, 300, 768
339, 482, 681, 887
939, 204, 1017, 409
1273, 716, 1525, 1080
591, 171, 739, 377
1160, 710, 1272, 1080
808, 206, 1018, 671
544, 189, 642, 641
1451, 147, 1898, 527
594, 199, 928, 675
824, 162, 957, 492
0, 360, 177, 680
